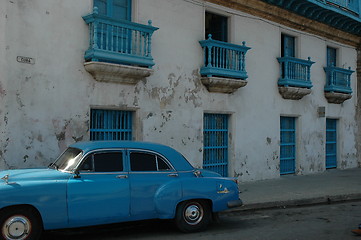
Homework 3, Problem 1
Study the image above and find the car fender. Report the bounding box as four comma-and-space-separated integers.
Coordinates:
180, 177, 240, 212
0, 179, 69, 230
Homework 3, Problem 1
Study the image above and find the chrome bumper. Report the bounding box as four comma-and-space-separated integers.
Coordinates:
227, 199, 243, 208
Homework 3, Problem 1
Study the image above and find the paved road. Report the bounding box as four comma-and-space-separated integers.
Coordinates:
42, 201, 361, 240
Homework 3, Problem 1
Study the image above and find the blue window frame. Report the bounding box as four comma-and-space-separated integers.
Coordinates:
326, 119, 337, 169
203, 114, 229, 177
90, 109, 133, 140
280, 117, 296, 175
281, 34, 295, 58
327, 47, 337, 67
94, 0, 131, 21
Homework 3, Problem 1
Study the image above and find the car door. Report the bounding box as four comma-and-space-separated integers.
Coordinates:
128, 150, 177, 219
67, 151, 130, 227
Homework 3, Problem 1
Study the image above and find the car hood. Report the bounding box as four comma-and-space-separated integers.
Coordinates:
0, 168, 71, 184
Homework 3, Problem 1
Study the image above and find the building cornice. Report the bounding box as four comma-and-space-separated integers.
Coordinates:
205, 0, 361, 48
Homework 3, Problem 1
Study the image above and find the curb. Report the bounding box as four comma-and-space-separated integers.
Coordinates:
222, 193, 361, 214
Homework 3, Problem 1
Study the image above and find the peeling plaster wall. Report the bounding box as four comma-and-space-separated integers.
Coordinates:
0, 1, 9, 169
0, 0, 358, 182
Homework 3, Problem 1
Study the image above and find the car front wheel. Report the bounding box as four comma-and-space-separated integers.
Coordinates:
0, 207, 42, 240
175, 200, 211, 233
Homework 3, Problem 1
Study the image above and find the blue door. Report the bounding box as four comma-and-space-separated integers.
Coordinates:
94, 0, 132, 53
280, 117, 296, 175
327, 47, 337, 67
94, 0, 131, 20
326, 119, 337, 169
281, 34, 295, 57
203, 114, 229, 177
128, 151, 178, 219
67, 151, 130, 227
90, 109, 133, 140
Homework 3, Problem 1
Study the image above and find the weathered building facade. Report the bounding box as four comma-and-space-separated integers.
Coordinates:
0, 0, 360, 181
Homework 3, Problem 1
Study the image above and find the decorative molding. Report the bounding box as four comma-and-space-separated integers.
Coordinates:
324, 92, 352, 104
278, 86, 312, 100
205, 0, 361, 47
84, 62, 153, 85
201, 76, 247, 93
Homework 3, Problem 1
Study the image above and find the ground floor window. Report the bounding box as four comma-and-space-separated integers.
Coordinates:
203, 113, 229, 177
90, 109, 133, 140
326, 119, 337, 169
280, 117, 296, 175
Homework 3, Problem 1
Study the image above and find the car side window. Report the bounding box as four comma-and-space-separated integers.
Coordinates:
80, 152, 123, 172
130, 152, 172, 171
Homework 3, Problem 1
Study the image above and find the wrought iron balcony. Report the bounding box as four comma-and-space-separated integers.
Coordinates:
199, 35, 250, 79
83, 7, 158, 68
278, 57, 315, 88
324, 66, 354, 93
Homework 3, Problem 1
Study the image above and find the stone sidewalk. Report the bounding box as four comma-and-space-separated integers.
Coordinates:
233, 168, 361, 211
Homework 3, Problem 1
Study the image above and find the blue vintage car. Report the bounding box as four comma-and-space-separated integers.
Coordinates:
0, 141, 242, 239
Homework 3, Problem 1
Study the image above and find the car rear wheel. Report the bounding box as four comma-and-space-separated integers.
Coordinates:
0, 207, 42, 240
175, 200, 211, 233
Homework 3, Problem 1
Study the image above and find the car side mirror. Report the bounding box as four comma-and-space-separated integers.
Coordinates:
194, 170, 202, 178
73, 170, 81, 179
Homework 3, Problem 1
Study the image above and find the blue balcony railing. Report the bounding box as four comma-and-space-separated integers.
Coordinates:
83, 7, 158, 68
277, 57, 315, 88
199, 35, 251, 79
324, 66, 354, 93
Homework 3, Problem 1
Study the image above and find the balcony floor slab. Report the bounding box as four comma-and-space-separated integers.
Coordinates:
201, 76, 248, 93
84, 61, 153, 85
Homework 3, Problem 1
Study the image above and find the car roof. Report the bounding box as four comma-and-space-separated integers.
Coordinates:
70, 141, 194, 171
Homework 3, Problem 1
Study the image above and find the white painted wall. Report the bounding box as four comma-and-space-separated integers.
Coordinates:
0, 0, 358, 181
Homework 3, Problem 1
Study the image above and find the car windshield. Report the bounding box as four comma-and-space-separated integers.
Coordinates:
52, 147, 83, 172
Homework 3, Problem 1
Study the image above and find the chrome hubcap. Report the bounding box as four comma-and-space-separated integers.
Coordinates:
2, 215, 31, 240
184, 203, 203, 225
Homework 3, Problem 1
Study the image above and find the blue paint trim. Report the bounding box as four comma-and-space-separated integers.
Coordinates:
260, 0, 361, 36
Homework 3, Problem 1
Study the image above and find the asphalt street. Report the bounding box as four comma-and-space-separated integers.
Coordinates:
42, 200, 361, 240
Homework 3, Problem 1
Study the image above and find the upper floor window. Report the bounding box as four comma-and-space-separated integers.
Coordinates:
281, 34, 295, 57
94, 0, 131, 21
327, 47, 337, 67
205, 11, 228, 42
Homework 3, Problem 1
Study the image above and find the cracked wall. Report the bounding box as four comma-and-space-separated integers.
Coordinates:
0, 0, 358, 182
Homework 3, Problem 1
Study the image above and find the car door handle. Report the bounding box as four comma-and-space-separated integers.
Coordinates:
116, 175, 128, 179
168, 173, 178, 177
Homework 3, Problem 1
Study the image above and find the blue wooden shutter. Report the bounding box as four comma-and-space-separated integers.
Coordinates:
94, 0, 131, 20
90, 109, 133, 141
282, 34, 295, 57
326, 119, 337, 169
205, 12, 228, 42
203, 114, 229, 177
327, 47, 337, 67
280, 117, 296, 175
